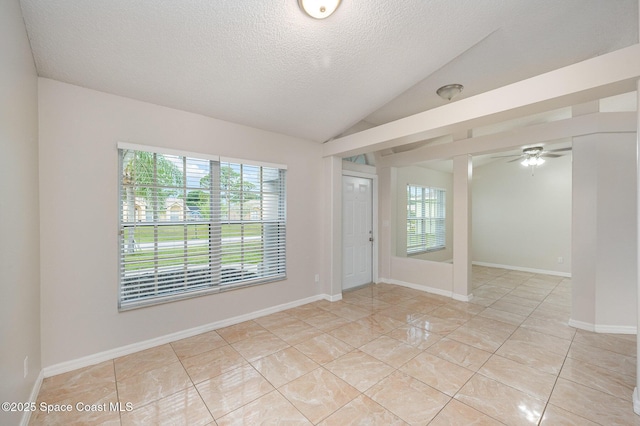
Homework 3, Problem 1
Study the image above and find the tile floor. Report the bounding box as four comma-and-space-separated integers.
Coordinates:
30, 266, 639, 425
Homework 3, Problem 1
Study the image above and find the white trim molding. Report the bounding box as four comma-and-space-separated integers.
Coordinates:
453, 293, 474, 303
568, 318, 637, 334
43, 294, 336, 377
20, 369, 44, 426
568, 319, 595, 332
380, 278, 453, 299
324, 293, 343, 302
634, 388, 640, 415
472, 261, 571, 278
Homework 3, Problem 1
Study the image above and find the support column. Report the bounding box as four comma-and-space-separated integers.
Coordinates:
377, 165, 393, 280
633, 3, 640, 415
322, 156, 343, 300
634, 79, 640, 416
453, 154, 472, 300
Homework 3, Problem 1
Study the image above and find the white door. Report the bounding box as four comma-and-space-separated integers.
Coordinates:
342, 176, 373, 290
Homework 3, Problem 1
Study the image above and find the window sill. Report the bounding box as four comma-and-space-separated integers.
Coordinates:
118, 274, 286, 312
407, 247, 445, 256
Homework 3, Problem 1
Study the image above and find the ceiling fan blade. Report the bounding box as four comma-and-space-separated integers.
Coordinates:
547, 147, 572, 152
542, 153, 563, 158
507, 158, 523, 163
491, 154, 522, 158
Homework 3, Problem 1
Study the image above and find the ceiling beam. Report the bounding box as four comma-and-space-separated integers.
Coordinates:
323, 43, 640, 158
378, 112, 637, 168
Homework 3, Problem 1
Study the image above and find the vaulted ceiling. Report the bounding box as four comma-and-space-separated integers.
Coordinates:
20, 0, 638, 143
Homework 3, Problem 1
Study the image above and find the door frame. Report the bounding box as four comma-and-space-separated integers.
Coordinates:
342, 169, 378, 287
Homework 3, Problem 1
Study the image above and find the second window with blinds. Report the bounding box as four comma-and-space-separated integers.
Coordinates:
118, 144, 286, 310
407, 184, 446, 255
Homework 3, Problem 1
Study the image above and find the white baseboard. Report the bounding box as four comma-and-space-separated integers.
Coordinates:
634, 388, 640, 415
20, 369, 44, 426
43, 293, 334, 378
594, 324, 637, 334
472, 261, 571, 278
452, 293, 474, 302
380, 278, 453, 298
568, 319, 595, 332
568, 318, 637, 334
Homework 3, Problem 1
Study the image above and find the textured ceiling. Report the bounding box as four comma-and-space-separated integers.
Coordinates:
20, 0, 638, 143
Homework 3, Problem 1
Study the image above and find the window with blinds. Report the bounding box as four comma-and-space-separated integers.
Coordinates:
118, 144, 286, 310
407, 185, 445, 255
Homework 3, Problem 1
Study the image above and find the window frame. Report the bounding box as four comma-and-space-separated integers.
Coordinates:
117, 142, 287, 310
406, 184, 446, 255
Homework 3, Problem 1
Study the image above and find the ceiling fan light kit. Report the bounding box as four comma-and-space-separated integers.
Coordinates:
520, 146, 545, 174
521, 157, 545, 167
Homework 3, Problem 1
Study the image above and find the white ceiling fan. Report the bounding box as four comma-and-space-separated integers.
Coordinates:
492, 146, 571, 174
493, 146, 571, 163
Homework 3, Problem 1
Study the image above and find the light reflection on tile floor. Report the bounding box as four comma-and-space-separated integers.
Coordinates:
30, 267, 640, 425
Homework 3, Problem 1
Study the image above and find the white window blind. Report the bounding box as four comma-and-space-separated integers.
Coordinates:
118, 145, 286, 310
407, 185, 445, 254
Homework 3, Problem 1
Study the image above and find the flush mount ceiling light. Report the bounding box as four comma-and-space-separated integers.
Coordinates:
298, 0, 341, 19
436, 83, 464, 101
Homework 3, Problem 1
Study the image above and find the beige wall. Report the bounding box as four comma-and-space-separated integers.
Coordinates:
472, 153, 572, 274
394, 165, 454, 262
38, 78, 324, 367
572, 133, 638, 331
378, 165, 454, 294
0, 1, 41, 424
